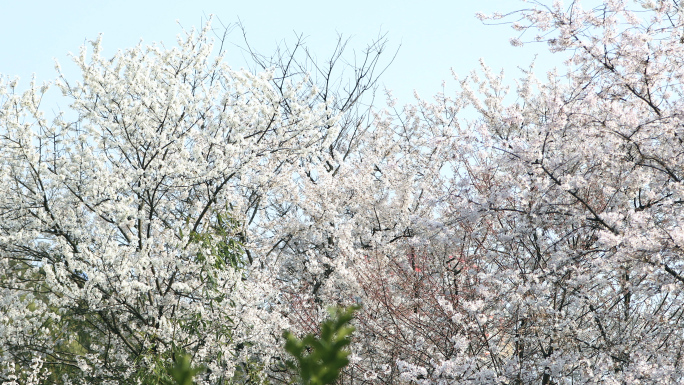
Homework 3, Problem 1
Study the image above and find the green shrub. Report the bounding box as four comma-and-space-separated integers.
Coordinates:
282, 306, 360, 385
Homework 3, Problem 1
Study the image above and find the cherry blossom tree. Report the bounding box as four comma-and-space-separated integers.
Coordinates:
0, 21, 389, 383
280, 1, 684, 384
347, 1, 684, 383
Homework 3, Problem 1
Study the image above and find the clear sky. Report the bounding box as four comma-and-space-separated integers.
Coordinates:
0, 0, 562, 108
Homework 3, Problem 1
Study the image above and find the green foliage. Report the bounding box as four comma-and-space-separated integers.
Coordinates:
166, 354, 205, 385
282, 306, 360, 385
232, 358, 271, 385
134, 351, 204, 385
187, 208, 245, 271
181, 206, 246, 294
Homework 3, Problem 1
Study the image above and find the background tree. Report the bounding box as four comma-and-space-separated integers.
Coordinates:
378, 1, 684, 383
281, 1, 684, 384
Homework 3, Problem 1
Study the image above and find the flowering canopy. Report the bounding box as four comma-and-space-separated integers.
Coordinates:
2, 1, 684, 384
0, 23, 341, 383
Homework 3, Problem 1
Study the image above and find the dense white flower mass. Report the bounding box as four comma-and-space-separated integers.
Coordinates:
2, 1, 684, 384
0, 23, 338, 383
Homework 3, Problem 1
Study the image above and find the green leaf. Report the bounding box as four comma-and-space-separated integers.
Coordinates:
282, 305, 360, 385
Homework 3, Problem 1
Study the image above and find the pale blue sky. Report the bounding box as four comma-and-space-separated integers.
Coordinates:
0, 0, 561, 107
